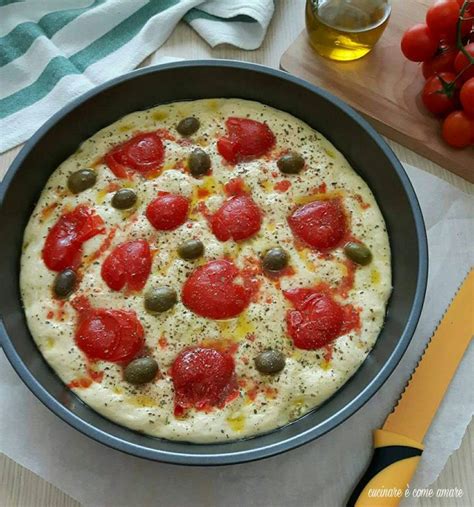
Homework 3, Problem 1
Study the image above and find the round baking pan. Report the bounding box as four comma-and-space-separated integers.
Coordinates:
0, 60, 427, 465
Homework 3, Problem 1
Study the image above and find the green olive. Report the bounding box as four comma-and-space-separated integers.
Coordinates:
178, 239, 204, 260
262, 247, 289, 272
254, 350, 286, 374
124, 357, 159, 385
53, 269, 77, 299
344, 241, 372, 266
111, 188, 137, 209
67, 169, 97, 194
144, 287, 177, 313
177, 117, 200, 136
277, 152, 305, 174
188, 148, 211, 177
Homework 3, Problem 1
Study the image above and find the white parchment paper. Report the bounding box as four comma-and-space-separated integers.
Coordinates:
0, 163, 473, 507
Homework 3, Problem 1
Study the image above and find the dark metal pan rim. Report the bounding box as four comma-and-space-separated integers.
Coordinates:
0, 60, 428, 465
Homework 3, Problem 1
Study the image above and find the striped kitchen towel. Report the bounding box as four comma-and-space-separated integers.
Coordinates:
0, 0, 274, 153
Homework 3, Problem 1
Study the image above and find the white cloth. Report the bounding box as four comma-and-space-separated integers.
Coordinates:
0, 0, 274, 152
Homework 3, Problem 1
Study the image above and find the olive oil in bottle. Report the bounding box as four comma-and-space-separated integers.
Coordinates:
305, 0, 391, 61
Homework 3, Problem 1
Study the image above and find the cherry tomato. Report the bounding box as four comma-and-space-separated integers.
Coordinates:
75, 306, 144, 363
146, 192, 189, 231
422, 46, 457, 79
101, 240, 151, 292
401, 24, 439, 62
421, 72, 458, 116
426, 1, 471, 41
454, 43, 474, 81
171, 347, 237, 415
104, 131, 165, 178
182, 260, 251, 319
460, 78, 474, 115
42, 205, 104, 271
442, 110, 474, 147
288, 199, 347, 251
210, 194, 262, 241
217, 117, 275, 164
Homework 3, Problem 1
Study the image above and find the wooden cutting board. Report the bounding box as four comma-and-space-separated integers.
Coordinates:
280, 0, 473, 183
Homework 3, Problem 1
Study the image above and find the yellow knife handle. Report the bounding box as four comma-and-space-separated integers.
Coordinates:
347, 429, 424, 507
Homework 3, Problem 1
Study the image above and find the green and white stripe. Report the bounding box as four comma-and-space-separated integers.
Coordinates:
0, 0, 274, 153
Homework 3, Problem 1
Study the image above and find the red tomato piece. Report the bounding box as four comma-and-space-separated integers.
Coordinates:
442, 110, 474, 147
171, 347, 236, 415
422, 46, 457, 79
42, 205, 105, 271
146, 193, 189, 231
217, 117, 275, 164
274, 180, 292, 192
401, 24, 439, 62
224, 177, 247, 196
101, 239, 151, 292
454, 43, 474, 82
283, 289, 345, 349
75, 307, 144, 362
182, 260, 251, 319
460, 78, 474, 116
104, 131, 165, 178
421, 72, 458, 116
288, 199, 347, 251
210, 195, 262, 241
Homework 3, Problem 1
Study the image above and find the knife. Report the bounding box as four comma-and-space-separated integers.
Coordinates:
347, 269, 474, 507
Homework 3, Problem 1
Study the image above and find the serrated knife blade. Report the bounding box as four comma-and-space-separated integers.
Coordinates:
383, 269, 474, 442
